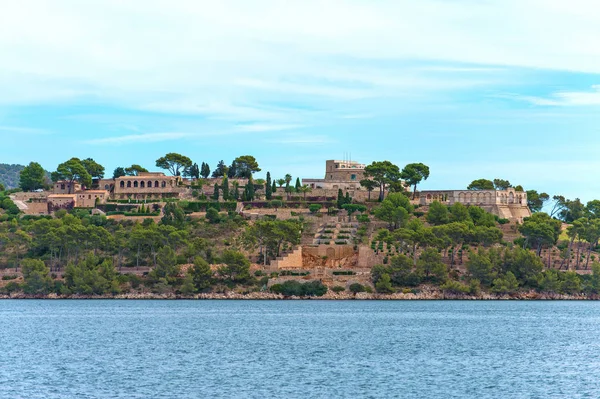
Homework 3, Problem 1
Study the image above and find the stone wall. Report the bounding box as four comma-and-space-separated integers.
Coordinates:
271, 246, 303, 269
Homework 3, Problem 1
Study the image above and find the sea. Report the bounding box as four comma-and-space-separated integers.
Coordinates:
1, 300, 599, 398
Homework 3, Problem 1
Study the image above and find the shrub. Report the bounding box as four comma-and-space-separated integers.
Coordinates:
332, 285, 346, 293
349, 283, 365, 294
440, 280, 470, 294
1, 275, 18, 280
270, 280, 328, 297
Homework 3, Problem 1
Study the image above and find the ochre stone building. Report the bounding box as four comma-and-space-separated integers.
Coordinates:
302, 160, 366, 191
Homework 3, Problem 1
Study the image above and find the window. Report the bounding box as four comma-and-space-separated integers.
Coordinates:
88, 195, 91, 199
140, 181, 145, 188
351, 174, 356, 180
105, 184, 110, 190
133, 181, 138, 188
148, 181, 152, 188
161, 181, 166, 188
120, 181, 125, 188
61, 184, 65, 190
155, 181, 159, 188
127, 181, 132, 188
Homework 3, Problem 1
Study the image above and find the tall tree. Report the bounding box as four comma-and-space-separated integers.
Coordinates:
265, 172, 273, 200
276, 178, 286, 188
212, 160, 228, 178
221, 177, 230, 201
298, 185, 312, 200
493, 178, 512, 190
124, 164, 149, 176
200, 162, 211, 179
155, 153, 192, 176
19, 162, 46, 191
54, 158, 92, 192
526, 190, 550, 213
81, 158, 105, 180
213, 184, 220, 201
360, 179, 378, 201
374, 192, 414, 229
294, 177, 301, 191
467, 179, 495, 190
113, 167, 126, 179
186, 163, 200, 179
400, 163, 430, 199
364, 161, 401, 201
233, 155, 261, 178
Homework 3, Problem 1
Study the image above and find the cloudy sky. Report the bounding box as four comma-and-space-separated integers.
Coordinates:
1, 0, 599, 200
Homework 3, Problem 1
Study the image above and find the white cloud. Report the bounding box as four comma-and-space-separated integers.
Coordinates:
517, 85, 600, 107
84, 132, 193, 145
0, 0, 599, 120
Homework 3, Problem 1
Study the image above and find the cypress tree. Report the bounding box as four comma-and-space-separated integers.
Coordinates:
266, 172, 273, 200
272, 181, 277, 193
233, 185, 240, 200
345, 192, 351, 205
222, 177, 230, 201
295, 177, 301, 191
337, 189, 344, 209
213, 183, 220, 201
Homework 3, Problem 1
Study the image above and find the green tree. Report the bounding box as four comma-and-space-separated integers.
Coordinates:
298, 185, 312, 200
374, 192, 413, 229
493, 178, 512, 190
200, 162, 211, 179
54, 158, 92, 192
186, 163, 200, 179
221, 177, 230, 201
124, 164, 149, 176
337, 189, 345, 209
113, 167, 126, 179
81, 158, 105, 180
19, 162, 46, 191
151, 246, 180, 284
526, 190, 550, 213
156, 153, 193, 176
375, 273, 394, 293
364, 161, 401, 201
309, 204, 322, 214
294, 177, 301, 192
519, 212, 561, 257
161, 202, 185, 228
401, 163, 430, 199
492, 271, 519, 294
232, 155, 260, 178
449, 203, 470, 223
212, 184, 220, 201
417, 248, 448, 283
467, 179, 494, 190
21, 259, 52, 295
426, 201, 449, 226
467, 250, 496, 286
218, 250, 251, 284
360, 179, 378, 201
206, 208, 221, 224
265, 172, 273, 200
190, 256, 213, 292
211, 160, 228, 178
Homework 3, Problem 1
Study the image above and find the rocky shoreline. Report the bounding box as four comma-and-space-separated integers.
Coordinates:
1, 288, 596, 300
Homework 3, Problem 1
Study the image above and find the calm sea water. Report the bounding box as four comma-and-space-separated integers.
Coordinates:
1, 300, 600, 399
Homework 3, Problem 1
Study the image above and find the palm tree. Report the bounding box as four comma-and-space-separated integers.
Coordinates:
276, 179, 286, 188
298, 185, 312, 200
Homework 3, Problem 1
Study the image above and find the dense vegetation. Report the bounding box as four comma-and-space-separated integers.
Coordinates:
0, 164, 25, 189
1, 153, 599, 298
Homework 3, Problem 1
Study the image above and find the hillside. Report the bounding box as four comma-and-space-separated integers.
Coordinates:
0, 163, 25, 189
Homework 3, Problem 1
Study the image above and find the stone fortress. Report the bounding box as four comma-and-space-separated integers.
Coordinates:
30, 158, 532, 222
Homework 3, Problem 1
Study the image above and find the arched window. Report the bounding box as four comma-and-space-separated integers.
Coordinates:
127, 181, 132, 188
140, 181, 145, 188
161, 181, 166, 188
133, 181, 138, 188
120, 181, 125, 188
155, 181, 159, 188
105, 184, 110, 190
148, 181, 152, 188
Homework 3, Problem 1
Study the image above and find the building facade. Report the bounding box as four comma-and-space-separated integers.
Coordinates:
302, 160, 366, 190
112, 172, 180, 199
53, 181, 82, 194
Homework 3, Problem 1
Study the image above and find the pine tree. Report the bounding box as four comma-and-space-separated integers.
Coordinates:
222, 177, 230, 201
212, 183, 220, 201
200, 162, 210, 179
266, 172, 273, 200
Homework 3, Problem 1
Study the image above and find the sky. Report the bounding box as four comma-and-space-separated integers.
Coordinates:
1, 0, 599, 201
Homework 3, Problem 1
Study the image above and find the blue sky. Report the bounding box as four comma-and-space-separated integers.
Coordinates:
1, 0, 600, 201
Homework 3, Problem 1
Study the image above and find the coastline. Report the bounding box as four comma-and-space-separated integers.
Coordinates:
2, 289, 596, 300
